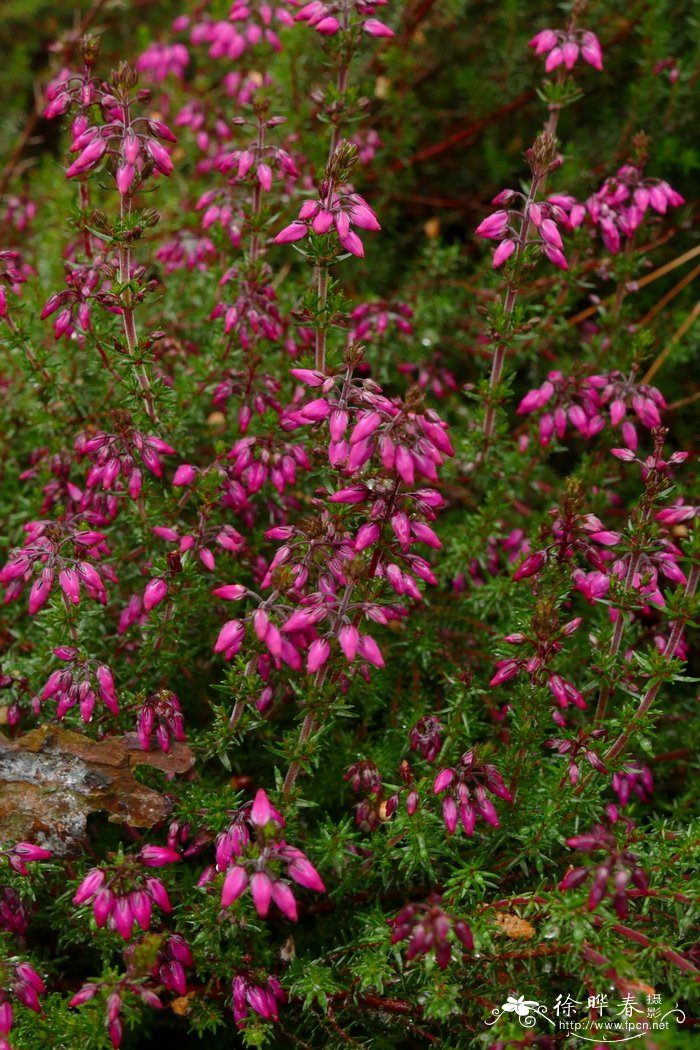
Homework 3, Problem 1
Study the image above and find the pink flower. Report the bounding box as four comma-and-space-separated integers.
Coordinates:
528, 26, 603, 72
250, 789, 285, 828
221, 865, 249, 907
363, 18, 394, 37
140, 846, 182, 867
65, 137, 107, 178
307, 637, 330, 672
143, 577, 168, 611
357, 634, 384, 667
475, 210, 509, 239
390, 898, 473, 970
528, 29, 557, 55
72, 864, 172, 940
4, 841, 52, 876
492, 239, 516, 267
214, 619, 246, 656
232, 973, 286, 1028
286, 856, 325, 893
275, 187, 380, 257
513, 550, 546, 581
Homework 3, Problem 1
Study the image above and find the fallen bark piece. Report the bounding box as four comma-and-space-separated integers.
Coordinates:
0, 726, 194, 854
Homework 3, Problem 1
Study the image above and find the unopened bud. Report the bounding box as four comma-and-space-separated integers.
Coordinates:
253, 94, 272, 118
112, 62, 139, 92
527, 131, 559, 177
80, 34, 100, 65
326, 140, 359, 184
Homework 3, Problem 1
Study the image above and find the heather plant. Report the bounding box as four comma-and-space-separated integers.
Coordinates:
0, 1, 698, 1048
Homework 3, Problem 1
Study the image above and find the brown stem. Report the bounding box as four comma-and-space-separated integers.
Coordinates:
603, 564, 699, 765
594, 545, 644, 722
314, 266, 329, 372
481, 97, 565, 449
481, 176, 541, 448
3, 313, 52, 386
79, 181, 93, 260
282, 710, 318, 798
328, 3, 351, 160
283, 580, 355, 796
248, 118, 266, 265
575, 563, 699, 796
329, 64, 349, 161
118, 194, 157, 423
611, 238, 635, 316
229, 699, 246, 730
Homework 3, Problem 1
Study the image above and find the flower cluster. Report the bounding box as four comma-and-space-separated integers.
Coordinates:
150, 519, 246, 576
612, 762, 654, 808
204, 790, 325, 921
389, 896, 473, 968
135, 690, 186, 753
72, 862, 172, 939
0, 843, 52, 878
0, 671, 40, 728
289, 361, 454, 481
556, 164, 685, 253
207, 358, 452, 693
349, 299, 414, 342
188, 4, 292, 62
156, 230, 217, 273
0, 521, 111, 614
490, 616, 587, 717
62, 70, 177, 195
275, 181, 381, 258
136, 41, 190, 81
0, 250, 28, 318
41, 258, 103, 341
344, 760, 399, 831
212, 267, 286, 347
0, 960, 45, 1047
212, 490, 434, 682
505, 505, 621, 587
74, 415, 176, 499
516, 370, 667, 450
546, 728, 607, 785
69, 978, 163, 1048
123, 933, 193, 996
0, 888, 30, 939
528, 26, 603, 72
232, 971, 287, 1028
476, 192, 569, 269
41, 647, 119, 722
291, 0, 394, 38
559, 823, 650, 920
218, 118, 300, 192
433, 751, 513, 836
409, 714, 444, 763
